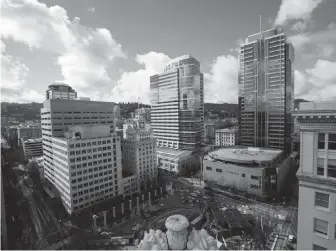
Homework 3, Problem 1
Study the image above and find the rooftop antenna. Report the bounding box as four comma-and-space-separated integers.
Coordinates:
260, 15, 262, 37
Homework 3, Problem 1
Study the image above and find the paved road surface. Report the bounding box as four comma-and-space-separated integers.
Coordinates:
17, 169, 62, 247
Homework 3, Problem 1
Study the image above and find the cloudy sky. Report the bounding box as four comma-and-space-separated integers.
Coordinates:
1, 0, 336, 104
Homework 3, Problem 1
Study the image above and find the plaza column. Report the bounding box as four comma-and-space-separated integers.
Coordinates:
155, 189, 157, 197
112, 207, 116, 218
103, 211, 107, 229
121, 202, 124, 215
93, 215, 98, 234
142, 194, 145, 205
129, 199, 132, 210
160, 186, 163, 195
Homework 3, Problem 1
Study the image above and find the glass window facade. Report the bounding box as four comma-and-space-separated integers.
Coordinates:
238, 29, 294, 153
150, 55, 204, 150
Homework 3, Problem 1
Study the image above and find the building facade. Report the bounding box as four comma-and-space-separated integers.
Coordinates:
122, 174, 139, 198
203, 147, 286, 199
157, 147, 200, 176
150, 55, 204, 151
122, 120, 157, 189
215, 128, 238, 147
204, 122, 215, 144
239, 28, 294, 154
46, 82, 77, 100
51, 125, 122, 214
114, 105, 121, 120
41, 85, 121, 214
17, 126, 42, 144
22, 138, 43, 160
135, 108, 151, 122
294, 101, 336, 250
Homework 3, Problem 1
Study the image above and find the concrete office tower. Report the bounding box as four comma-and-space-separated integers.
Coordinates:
41, 86, 121, 214
239, 28, 294, 154
52, 125, 122, 214
150, 55, 204, 151
293, 101, 336, 250
46, 82, 77, 100
122, 119, 157, 189
22, 138, 43, 160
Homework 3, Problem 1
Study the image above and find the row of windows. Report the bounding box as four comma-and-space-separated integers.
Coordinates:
73, 190, 118, 211
70, 139, 114, 148
70, 150, 114, 157
71, 167, 117, 178
72, 177, 118, 191
318, 133, 336, 150
205, 166, 261, 180
317, 158, 336, 178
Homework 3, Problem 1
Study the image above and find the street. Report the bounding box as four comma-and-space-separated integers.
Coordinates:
15, 167, 62, 247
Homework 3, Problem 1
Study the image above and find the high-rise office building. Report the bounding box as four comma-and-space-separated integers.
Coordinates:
150, 55, 204, 151
238, 28, 294, 153
122, 119, 157, 189
294, 101, 336, 250
41, 84, 122, 214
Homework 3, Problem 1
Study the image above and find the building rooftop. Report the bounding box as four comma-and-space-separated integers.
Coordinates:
23, 138, 42, 143
157, 147, 193, 158
206, 146, 283, 164
216, 128, 238, 133
299, 101, 336, 111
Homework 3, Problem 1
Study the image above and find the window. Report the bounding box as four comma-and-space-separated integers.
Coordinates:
315, 192, 329, 208
216, 168, 222, 173
251, 175, 259, 180
206, 166, 212, 171
318, 133, 325, 149
317, 158, 324, 176
327, 159, 336, 178
242, 174, 246, 177
328, 133, 336, 150
314, 218, 328, 236
313, 244, 327, 250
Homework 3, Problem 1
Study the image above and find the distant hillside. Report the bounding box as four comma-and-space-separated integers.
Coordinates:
0, 99, 311, 121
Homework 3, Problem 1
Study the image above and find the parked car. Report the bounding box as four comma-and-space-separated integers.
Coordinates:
288, 235, 295, 243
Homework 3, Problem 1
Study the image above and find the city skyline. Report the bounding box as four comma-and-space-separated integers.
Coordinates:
1, 0, 336, 104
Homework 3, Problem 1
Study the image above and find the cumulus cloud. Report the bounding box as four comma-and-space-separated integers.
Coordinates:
1, 40, 44, 102
295, 60, 336, 101
289, 22, 336, 58
109, 52, 171, 104
1, 0, 125, 98
204, 55, 239, 104
275, 0, 324, 28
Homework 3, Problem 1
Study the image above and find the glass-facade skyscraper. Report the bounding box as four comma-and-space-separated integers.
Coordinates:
150, 55, 204, 151
238, 28, 294, 154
